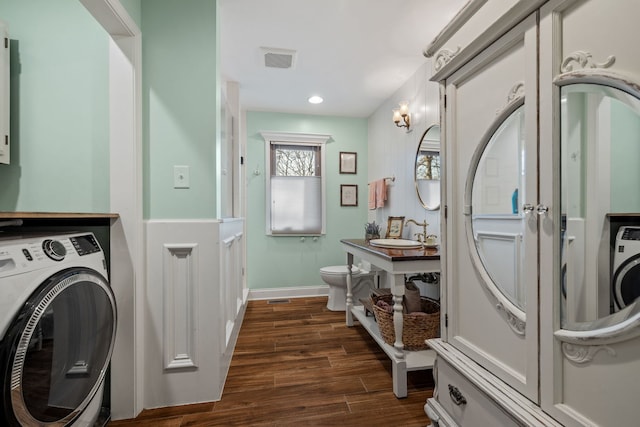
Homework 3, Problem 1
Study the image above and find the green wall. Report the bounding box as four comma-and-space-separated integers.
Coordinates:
246, 111, 368, 289
142, 0, 219, 219
611, 100, 640, 212
0, 0, 109, 212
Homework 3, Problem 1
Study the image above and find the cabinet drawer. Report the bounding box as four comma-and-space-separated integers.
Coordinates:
434, 358, 521, 426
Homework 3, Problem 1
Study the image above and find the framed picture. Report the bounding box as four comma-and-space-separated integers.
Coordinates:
339, 151, 357, 174
340, 184, 358, 206
385, 216, 405, 239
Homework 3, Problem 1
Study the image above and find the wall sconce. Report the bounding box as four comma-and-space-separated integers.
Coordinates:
392, 101, 411, 131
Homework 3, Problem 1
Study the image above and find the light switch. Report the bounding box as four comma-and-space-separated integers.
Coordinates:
174, 165, 190, 189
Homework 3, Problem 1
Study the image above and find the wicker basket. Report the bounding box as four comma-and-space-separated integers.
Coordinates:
371, 293, 440, 351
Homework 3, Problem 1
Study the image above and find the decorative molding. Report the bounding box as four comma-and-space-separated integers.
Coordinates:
561, 342, 616, 364
260, 131, 331, 145
433, 47, 461, 72
496, 302, 526, 335
428, 3, 545, 82
424, 0, 488, 58
497, 82, 524, 115
163, 244, 198, 370
560, 50, 615, 73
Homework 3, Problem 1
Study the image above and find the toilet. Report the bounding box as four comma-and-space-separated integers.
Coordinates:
319, 265, 375, 311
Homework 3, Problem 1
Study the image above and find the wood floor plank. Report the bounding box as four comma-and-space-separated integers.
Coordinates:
107, 297, 433, 426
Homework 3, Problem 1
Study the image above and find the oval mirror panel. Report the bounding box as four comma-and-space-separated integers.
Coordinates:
471, 104, 526, 311
561, 82, 640, 331
415, 125, 441, 210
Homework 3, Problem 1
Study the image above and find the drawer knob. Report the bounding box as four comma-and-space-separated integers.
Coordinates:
448, 384, 467, 406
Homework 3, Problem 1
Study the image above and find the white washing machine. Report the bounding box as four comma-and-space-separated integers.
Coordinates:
612, 226, 640, 311
0, 232, 117, 426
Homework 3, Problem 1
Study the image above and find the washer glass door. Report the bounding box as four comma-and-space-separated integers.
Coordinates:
614, 257, 640, 310
5, 268, 116, 426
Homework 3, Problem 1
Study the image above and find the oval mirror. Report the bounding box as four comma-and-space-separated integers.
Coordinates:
415, 125, 441, 210
560, 81, 640, 333
470, 103, 526, 312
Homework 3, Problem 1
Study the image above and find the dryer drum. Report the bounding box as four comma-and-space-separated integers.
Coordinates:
613, 255, 640, 310
0, 267, 117, 427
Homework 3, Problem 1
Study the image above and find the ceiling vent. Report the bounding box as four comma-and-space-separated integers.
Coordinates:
261, 47, 296, 69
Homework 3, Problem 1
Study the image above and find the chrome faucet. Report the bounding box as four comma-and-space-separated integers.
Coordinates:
405, 219, 428, 243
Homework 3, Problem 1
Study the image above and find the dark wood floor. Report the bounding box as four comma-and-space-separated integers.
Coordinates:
108, 297, 434, 426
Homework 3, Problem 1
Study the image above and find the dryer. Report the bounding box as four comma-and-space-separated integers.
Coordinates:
0, 232, 116, 426
612, 226, 640, 311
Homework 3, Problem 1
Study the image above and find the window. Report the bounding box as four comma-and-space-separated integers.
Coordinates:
261, 132, 330, 235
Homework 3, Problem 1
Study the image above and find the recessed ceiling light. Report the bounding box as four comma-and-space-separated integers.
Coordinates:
308, 95, 323, 104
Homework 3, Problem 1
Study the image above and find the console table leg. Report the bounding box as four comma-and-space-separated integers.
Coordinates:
391, 273, 405, 359
346, 253, 354, 326
392, 358, 408, 398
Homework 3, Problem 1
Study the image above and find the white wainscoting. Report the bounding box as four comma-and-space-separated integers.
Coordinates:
145, 219, 246, 409
162, 243, 199, 370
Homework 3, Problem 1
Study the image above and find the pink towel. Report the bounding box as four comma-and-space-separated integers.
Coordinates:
368, 183, 376, 209
375, 179, 387, 208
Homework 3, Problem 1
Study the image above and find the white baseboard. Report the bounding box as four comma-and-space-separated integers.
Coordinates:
248, 286, 329, 301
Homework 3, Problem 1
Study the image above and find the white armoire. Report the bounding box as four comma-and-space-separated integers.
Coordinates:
424, 0, 640, 425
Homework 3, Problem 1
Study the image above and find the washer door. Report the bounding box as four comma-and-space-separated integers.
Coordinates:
613, 254, 640, 311
0, 268, 116, 427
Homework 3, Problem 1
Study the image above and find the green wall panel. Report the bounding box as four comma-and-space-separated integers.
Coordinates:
0, 0, 109, 212
142, 0, 218, 219
246, 111, 368, 290
611, 100, 640, 212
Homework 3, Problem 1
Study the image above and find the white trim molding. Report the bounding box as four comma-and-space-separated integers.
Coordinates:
261, 131, 331, 236
163, 244, 199, 370
260, 131, 332, 145
81, 0, 143, 419
249, 286, 329, 301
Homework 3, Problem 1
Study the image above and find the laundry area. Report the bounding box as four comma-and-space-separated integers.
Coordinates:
0, 213, 122, 427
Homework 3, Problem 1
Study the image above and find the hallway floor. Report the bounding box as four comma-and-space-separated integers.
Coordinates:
108, 297, 434, 426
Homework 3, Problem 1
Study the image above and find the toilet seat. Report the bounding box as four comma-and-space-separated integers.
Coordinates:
320, 265, 363, 276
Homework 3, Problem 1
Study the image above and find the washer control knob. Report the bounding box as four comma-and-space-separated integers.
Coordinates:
42, 239, 66, 261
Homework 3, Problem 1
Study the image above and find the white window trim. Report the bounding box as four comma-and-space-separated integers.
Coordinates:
260, 131, 331, 236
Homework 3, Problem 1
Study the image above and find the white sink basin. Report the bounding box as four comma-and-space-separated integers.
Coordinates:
369, 238, 423, 249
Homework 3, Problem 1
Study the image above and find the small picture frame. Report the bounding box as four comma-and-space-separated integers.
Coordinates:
340, 184, 358, 206
339, 152, 357, 174
385, 216, 405, 239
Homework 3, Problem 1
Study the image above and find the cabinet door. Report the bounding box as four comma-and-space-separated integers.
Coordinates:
539, 0, 640, 425
443, 13, 538, 401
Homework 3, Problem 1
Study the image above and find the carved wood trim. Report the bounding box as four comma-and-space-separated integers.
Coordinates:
496, 82, 525, 115
560, 342, 616, 364
433, 47, 461, 72
497, 302, 526, 335
560, 50, 615, 73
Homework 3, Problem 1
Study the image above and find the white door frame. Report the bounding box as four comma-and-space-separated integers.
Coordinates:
79, 0, 143, 419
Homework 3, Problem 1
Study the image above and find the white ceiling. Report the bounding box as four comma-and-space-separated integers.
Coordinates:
219, 0, 467, 118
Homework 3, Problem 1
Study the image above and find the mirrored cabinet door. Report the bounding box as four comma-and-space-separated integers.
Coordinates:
443, 13, 539, 402
539, 0, 640, 425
